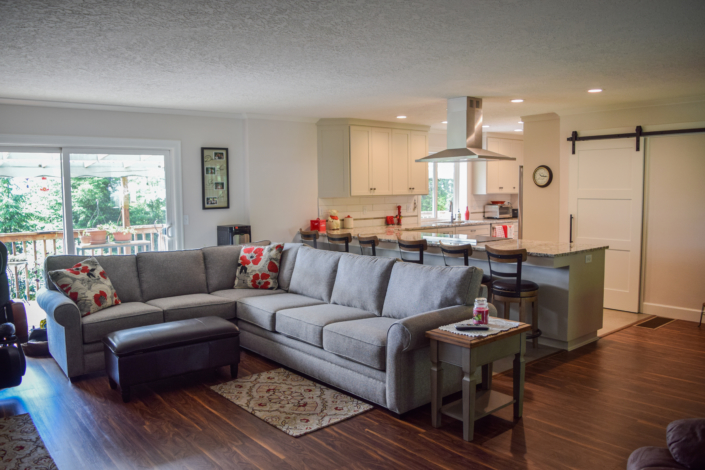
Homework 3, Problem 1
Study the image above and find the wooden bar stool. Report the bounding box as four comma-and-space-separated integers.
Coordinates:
485, 245, 541, 348
327, 233, 352, 252
358, 235, 380, 256
397, 237, 428, 264
299, 230, 319, 249
439, 242, 493, 298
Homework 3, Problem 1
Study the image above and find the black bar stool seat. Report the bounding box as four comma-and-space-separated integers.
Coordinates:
358, 235, 380, 256
492, 279, 539, 297
299, 230, 319, 249
397, 237, 428, 264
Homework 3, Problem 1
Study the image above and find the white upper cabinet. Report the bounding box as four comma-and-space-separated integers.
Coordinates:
473, 137, 523, 195
391, 130, 429, 195
317, 119, 430, 198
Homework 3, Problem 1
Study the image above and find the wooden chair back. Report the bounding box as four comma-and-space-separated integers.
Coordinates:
485, 245, 528, 291
397, 237, 428, 264
358, 235, 380, 256
439, 242, 472, 266
326, 233, 352, 252
299, 230, 319, 249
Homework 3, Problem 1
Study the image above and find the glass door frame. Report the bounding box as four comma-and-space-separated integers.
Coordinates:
0, 134, 183, 254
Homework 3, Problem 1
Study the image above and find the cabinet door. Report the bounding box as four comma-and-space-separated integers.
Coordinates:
456, 225, 491, 237
392, 130, 410, 194
350, 126, 372, 196
486, 138, 501, 194
370, 128, 393, 195
410, 132, 429, 195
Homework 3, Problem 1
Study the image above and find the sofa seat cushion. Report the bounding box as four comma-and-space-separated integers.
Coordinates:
236, 293, 325, 331
330, 254, 395, 316
276, 304, 376, 347
146, 294, 235, 322
82, 302, 164, 344
322, 317, 397, 371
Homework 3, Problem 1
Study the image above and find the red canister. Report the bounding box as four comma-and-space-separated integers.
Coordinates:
310, 219, 320, 231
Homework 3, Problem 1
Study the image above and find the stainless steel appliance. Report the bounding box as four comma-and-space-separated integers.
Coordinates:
484, 204, 513, 219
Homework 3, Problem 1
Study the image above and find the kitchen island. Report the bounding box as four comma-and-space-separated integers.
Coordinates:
318, 229, 608, 351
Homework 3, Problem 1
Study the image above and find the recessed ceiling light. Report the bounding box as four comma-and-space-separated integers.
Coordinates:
518, 121, 523, 124
482, 125, 490, 128
588, 88, 603, 93
397, 115, 406, 119
514, 129, 522, 132
511, 99, 524, 103
442, 121, 447, 124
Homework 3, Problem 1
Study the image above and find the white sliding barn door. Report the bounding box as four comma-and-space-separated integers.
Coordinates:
569, 138, 644, 312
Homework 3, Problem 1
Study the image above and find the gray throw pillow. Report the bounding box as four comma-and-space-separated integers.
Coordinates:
330, 254, 395, 315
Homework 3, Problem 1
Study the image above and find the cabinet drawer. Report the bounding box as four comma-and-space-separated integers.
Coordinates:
455, 225, 490, 236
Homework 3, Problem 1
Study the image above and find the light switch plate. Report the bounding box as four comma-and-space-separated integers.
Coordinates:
585, 254, 592, 263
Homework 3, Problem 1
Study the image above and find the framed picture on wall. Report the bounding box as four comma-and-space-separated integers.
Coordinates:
201, 147, 230, 210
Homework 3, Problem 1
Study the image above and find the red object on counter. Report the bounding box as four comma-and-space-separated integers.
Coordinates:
386, 216, 395, 225
465, 206, 470, 221
396, 205, 402, 225
310, 219, 320, 231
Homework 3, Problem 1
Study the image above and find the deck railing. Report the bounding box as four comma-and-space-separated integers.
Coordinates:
1, 225, 168, 300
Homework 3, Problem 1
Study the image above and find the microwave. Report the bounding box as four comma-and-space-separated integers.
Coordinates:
484, 204, 513, 219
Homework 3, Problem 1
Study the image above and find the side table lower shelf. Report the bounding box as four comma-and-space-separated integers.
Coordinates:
441, 389, 515, 423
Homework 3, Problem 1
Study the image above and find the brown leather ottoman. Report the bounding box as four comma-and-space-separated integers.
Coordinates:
103, 317, 240, 402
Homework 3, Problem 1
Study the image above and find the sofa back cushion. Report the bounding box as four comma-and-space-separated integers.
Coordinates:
278, 243, 302, 291
44, 254, 143, 303
382, 263, 479, 319
202, 246, 242, 293
288, 247, 343, 303
330, 254, 395, 315
136, 250, 208, 301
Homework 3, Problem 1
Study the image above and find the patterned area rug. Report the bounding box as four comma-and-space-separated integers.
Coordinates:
0, 414, 57, 470
211, 368, 373, 437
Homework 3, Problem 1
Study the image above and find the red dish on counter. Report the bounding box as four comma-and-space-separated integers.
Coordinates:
490, 200, 505, 205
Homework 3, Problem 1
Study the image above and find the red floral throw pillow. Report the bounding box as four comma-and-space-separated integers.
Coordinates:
48, 258, 121, 317
235, 244, 284, 290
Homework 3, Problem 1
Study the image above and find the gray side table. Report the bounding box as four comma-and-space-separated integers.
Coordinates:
425, 322, 530, 441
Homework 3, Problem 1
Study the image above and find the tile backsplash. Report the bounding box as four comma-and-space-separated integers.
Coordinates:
318, 195, 419, 228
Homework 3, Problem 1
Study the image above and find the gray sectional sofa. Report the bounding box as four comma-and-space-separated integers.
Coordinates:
38, 243, 493, 414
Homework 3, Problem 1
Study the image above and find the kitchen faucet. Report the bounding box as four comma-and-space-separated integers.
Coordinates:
449, 201, 454, 223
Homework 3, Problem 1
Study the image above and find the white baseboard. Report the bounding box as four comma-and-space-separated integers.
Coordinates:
642, 302, 702, 323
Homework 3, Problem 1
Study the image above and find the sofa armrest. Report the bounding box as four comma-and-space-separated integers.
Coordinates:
387, 303, 499, 353
37, 288, 81, 329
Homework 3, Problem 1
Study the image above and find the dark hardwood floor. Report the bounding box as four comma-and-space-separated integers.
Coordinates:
2, 320, 704, 470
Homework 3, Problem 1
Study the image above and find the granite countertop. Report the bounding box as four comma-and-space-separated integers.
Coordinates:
322, 227, 607, 258
409, 218, 518, 230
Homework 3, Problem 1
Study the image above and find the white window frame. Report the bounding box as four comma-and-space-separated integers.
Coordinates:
422, 161, 461, 222
0, 135, 183, 253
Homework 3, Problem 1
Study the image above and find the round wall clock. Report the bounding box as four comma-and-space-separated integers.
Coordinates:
533, 165, 553, 188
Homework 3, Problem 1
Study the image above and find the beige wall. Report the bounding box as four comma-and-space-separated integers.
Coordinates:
246, 119, 318, 243
521, 113, 561, 241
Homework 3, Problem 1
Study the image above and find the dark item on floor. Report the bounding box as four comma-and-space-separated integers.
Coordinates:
103, 316, 240, 403
627, 418, 705, 470
0, 322, 26, 390
22, 340, 50, 357
28, 327, 47, 342
636, 316, 676, 330
699, 302, 704, 327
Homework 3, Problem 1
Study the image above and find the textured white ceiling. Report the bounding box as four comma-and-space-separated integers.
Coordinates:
1, 0, 704, 132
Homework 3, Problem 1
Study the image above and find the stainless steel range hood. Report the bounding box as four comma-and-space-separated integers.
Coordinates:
416, 97, 515, 162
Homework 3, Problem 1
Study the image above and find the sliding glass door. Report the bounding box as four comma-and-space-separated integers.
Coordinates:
65, 150, 171, 256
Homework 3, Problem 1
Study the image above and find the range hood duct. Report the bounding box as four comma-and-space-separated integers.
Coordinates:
416, 97, 515, 163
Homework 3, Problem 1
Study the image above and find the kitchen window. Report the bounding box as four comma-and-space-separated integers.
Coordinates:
421, 161, 461, 221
